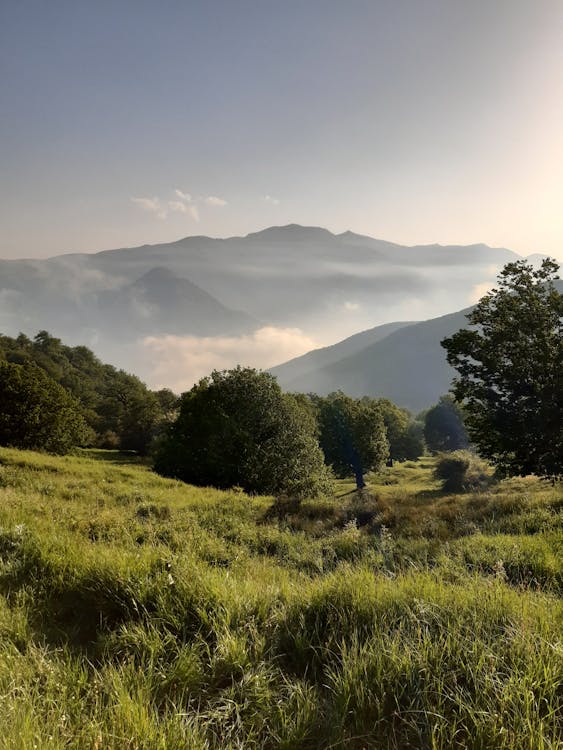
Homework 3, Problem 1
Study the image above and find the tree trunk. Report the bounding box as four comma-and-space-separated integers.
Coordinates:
354, 464, 365, 490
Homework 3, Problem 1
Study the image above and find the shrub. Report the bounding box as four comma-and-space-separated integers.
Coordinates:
434, 450, 490, 493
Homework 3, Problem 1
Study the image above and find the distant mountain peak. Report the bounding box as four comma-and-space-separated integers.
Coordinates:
245, 224, 337, 241
135, 266, 177, 282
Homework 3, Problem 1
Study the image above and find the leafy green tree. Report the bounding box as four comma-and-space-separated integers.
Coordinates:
376, 398, 425, 460
154, 367, 333, 497
317, 392, 389, 489
99, 370, 162, 454
441, 258, 562, 478
423, 395, 468, 453
0, 361, 92, 453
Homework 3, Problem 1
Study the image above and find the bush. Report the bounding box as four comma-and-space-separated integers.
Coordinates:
434, 450, 490, 493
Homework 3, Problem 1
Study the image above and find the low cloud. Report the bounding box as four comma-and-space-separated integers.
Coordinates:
343, 301, 360, 312
469, 264, 501, 303
469, 281, 495, 303
168, 200, 188, 213
143, 326, 317, 392
205, 195, 228, 207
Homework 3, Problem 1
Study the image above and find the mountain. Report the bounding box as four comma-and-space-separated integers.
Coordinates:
272, 307, 474, 412
0, 225, 529, 387
273, 276, 563, 412
96, 266, 256, 340
270, 320, 414, 385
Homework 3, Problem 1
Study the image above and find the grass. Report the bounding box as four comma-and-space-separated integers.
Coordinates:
0, 447, 561, 748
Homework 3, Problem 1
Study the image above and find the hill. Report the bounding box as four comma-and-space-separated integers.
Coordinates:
0, 447, 560, 748
269, 320, 415, 385
272, 307, 473, 411
0, 330, 173, 452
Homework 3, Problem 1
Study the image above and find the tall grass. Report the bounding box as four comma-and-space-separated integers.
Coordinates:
0, 447, 561, 748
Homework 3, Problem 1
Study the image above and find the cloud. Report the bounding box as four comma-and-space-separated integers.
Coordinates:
168, 200, 188, 213
131, 196, 167, 219
167, 201, 200, 221
205, 195, 228, 207
469, 264, 501, 303
343, 301, 360, 312
174, 189, 192, 202
142, 326, 317, 392
263, 194, 280, 205
469, 281, 495, 303
131, 189, 212, 221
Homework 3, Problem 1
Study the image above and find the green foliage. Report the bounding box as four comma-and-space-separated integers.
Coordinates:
376, 398, 425, 460
154, 367, 333, 497
0, 361, 91, 453
442, 258, 562, 478
0, 330, 173, 453
434, 450, 490, 493
424, 394, 469, 452
316, 392, 389, 488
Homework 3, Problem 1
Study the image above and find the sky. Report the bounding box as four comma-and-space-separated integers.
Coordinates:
1, 0, 563, 261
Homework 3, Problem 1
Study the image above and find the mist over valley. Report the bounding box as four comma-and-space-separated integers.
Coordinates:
0, 224, 544, 406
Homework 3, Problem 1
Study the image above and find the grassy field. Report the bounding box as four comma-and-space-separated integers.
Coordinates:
0, 447, 561, 749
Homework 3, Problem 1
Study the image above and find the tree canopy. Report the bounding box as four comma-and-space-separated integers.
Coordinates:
441, 259, 562, 478
0, 361, 91, 453
423, 395, 469, 453
316, 392, 389, 489
154, 367, 333, 497
0, 331, 173, 453
376, 398, 425, 460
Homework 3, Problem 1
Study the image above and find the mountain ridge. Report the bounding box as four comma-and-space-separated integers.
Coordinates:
1, 224, 549, 390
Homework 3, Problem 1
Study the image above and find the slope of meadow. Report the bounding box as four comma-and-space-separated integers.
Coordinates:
0, 447, 561, 749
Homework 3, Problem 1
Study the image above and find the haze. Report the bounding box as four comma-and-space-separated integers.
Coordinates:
1, 1, 563, 261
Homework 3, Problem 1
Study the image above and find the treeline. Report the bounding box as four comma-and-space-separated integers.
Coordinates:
0, 331, 177, 454
0, 332, 469, 491
153, 367, 469, 496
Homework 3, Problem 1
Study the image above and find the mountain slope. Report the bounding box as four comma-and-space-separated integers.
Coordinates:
270, 320, 415, 385
275, 276, 563, 412
96, 266, 256, 339
274, 307, 475, 412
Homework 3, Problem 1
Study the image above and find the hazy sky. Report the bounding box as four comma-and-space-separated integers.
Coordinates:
1, 0, 562, 260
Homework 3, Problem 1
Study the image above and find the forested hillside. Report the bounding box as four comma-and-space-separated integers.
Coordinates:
0, 331, 176, 453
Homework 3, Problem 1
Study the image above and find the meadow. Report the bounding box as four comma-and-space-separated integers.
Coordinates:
0, 447, 561, 749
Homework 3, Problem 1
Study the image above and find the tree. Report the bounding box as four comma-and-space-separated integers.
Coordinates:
317, 392, 389, 489
0, 361, 92, 453
153, 367, 333, 497
441, 258, 562, 478
423, 395, 468, 453
376, 398, 425, 460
